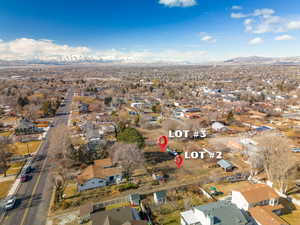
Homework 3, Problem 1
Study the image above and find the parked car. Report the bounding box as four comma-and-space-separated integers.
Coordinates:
25, 166, 32, 173
20, 174, 29, 182
4, 196, 16, 210
291, 147, 300, 153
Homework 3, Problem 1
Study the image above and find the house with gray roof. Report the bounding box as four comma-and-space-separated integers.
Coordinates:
91, 206, 147, 225
180, 200, 253, 225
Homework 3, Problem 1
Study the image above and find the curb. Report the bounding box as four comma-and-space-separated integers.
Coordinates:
0, 138, 44, 223
47, 186, 56, 218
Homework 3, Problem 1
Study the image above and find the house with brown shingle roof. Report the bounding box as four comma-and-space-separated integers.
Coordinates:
231, 184, 288, 225
77, 158, 123, 192
232, 184, 281, 211
249, 206, 289, 225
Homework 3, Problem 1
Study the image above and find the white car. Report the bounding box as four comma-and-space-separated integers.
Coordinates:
4, 197, 16, 210
292, 148, 300, 153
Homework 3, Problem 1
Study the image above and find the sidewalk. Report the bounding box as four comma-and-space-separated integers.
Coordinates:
0, 175, 16, 183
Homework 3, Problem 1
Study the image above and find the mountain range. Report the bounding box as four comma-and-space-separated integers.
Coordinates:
1, 56, 300, 67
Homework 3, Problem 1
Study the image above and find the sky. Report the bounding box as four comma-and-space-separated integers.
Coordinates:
0, 0, 300, 63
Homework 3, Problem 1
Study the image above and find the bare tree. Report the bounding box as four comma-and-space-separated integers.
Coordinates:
0, 137, 14, 177
255, 132, 295, 194
48, 124, 71, 202
49, 124, 71, 159
162, 119, 181, 132
51, 161, 68, 203
247, 151, 264, 177
110, 143, 144, 178
23, 104, 40, 121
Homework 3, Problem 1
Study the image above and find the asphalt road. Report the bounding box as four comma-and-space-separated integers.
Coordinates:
1, 90, 73, 225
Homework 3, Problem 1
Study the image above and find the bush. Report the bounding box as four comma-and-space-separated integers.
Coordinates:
61, 201, 71, 209
151, 180, 160, 186
118, 183, 139, 192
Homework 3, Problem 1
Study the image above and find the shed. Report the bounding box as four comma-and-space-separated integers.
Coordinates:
217, 159, 234, 172
129, 194, 140, 206
212, 122, 227, 132
153, 190, 167, 204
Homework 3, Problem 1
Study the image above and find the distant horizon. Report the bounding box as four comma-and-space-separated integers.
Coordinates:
2, 55, 300, 67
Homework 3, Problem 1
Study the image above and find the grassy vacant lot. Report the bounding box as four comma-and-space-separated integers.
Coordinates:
281, 206, 300, 225
0, 180, 14, 199
13, 141, 41, 155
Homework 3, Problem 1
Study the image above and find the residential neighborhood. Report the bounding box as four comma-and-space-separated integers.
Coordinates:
1, 1, 300, 225
0, 64, 300, 225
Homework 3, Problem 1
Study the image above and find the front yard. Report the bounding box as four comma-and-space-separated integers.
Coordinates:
0, 180, 14, 199
6, 161, 26, 175
280, 206, 300, 225
12, 140, 41, 155
0, 161, 26, 176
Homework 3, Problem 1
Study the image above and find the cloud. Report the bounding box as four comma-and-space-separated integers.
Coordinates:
230, 13, 248, 19
232, 5, 242, 10
158, 0, 197, 7
253, 8, 275, 17
0, 38, 209, 63
231, 8, 300, 34
249, 37, 264, 45
0, 38, 90, 61
274, 34, 295, 41
287, 21, 300, 30
244, 19, 254, 32
201, 35, 216, 43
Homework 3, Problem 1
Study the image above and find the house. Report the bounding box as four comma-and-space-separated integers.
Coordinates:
77, 158, 123, 192
180, 200, 252, 225
232, 184, 282, 211
211, 122, 227, 132
91, 206, 147, 225
217, 159, 235, 172
153, 190, 167, 204
231, 184, 287, 225
15, 119, 42, 135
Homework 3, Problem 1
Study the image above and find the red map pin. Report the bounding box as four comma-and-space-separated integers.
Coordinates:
175, 155, 184, 168
157, 135, 168, 152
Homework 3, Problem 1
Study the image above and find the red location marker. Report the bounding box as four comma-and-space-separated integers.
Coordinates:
157, 135, 168, 152
175, 155, 184, 168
